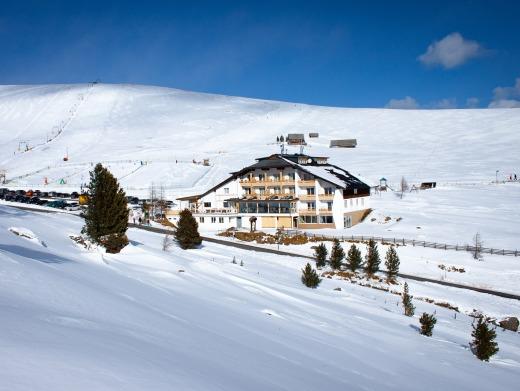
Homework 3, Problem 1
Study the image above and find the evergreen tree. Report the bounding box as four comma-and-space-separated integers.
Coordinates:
175, 209, 202, 249
385, 245, 400, 280
314, 243, 328, 268
276, 136, 280, 143
365, 239, 381, 275
347, 243, 363, 272
419, 313, 437, 336
301, 263, 321, 288
82, 163, 129, 253
329, 239, 345, 270
471, 317, 499, 361
280, 135, 284, 143
402, 282, 415, 316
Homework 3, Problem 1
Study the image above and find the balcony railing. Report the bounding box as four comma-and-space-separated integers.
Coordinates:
242, 193, 296, 200
189, 207, 236, 214
297, 179, 316, 187
318, 193, 335, 201
298, 208, 317, 215
240, 178, 296, 186
318, 208, 333, 215
299, 194, 317, 201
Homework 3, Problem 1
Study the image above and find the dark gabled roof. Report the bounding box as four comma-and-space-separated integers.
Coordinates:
176, 153, 370, 201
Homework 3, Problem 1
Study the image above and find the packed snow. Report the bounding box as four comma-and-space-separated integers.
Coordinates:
1, 205, 519, 390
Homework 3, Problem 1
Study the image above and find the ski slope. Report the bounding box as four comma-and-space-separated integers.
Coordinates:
1, 83, 519, 198
1, 205, 519, 390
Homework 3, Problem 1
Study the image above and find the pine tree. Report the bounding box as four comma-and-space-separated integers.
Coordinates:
347, 243, 362, 272
329, 239, 345, 270
419, 313, 437, 336
82, 163, 129, 253
385, 245, 400, 280
365, 239, 380, 275
314, 243, 328, 268
402, 282, 415, 316
175, 209, 202, 249
471, 317, 499, 361
276, 136, 280, 143
301, 263, 321, 288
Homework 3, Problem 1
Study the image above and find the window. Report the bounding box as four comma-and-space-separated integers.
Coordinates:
350, 199, 353, 207
258, 173, 265, 181
361, 198, 364, 206
354, 188, 358, 195
306, 187, 315, 195
319, 216, 334, 224
219, 217, 224, 223
223, 201, 229, 208
325, 187, 334, 195
300, 215, 318, 224
307, 202, 315, 210
287, 172, 295, 180
199, 217, 205, 223
327, 201, 333, 211
211, 217, 216, 223
224, 187, 229, 194
204, 202, 211, 208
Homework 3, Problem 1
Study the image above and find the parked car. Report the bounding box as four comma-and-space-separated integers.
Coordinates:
48, 191, 57, 197
62, 193, 70, 198
15, 190, 26, 196
4, 194, 14, 202
0, 188, 9, 195
56, 192, 65, 198
40, 191, 49, 197
70, 192, 79, 199
26, 190, 34, 197
28, 197, 41, 205
46, 200, 67, 209
65, 202, 81, 211
15, 195, 28, 203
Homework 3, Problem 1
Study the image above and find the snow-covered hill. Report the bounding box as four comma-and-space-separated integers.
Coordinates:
1, 205, 519, 390
1, 83, 519, 198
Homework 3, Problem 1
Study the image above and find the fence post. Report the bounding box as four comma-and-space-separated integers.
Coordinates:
403, 238, 405, 246
412, 240, 415, 247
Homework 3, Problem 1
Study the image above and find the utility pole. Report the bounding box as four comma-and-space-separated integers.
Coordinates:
496, 170, 499, 184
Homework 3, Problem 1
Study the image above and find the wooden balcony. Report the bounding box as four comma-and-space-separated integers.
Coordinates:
240, 178, 296, 187
242, 193, 296, 201
318, 194, 335, 201
298, 208, 317, 215
297, 179, 316, 187
299, 194, 317, 201
318, 208, 333, 215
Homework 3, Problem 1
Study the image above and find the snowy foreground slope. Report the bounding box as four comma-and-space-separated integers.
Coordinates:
1, 83, 519, 197
1, 206, 519, 390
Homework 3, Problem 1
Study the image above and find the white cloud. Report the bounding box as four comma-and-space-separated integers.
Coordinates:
385, 96, 419, 109
465, 97, 479, 108
418, 32, 484, 69
432, 98, 457, 109
488, 78, 520, 108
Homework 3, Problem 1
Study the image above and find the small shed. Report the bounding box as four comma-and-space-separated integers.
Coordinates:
330, 139, 357, 148
308, 132, 319, 138
286, 133, 306, 145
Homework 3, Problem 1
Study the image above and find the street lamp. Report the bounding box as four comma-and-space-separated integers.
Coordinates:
496, 170, 499, 184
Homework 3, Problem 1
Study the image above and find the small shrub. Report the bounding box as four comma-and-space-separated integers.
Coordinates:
365, 239, 380, 275
471, 317, 499, 361
301, 263, 321, 288
402, 282, 415, 316
330, 239, 345, 270
99, 233, 129, 254
347, 243, 362, 272
419, 313, 437, 336
314, 243, 328, 268
384, 245, 400, 280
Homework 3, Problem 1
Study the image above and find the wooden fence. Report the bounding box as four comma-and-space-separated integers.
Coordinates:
296, 232, 519, 257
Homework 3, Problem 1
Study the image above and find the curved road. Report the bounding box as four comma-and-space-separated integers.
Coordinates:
3, 204, 519, 301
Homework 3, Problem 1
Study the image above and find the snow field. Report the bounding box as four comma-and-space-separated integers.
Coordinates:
1, 205, 519, 390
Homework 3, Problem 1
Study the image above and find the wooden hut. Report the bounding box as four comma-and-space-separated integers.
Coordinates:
330, 139, 357, 148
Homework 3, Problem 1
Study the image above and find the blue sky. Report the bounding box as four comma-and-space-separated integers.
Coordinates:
1, 0, 519, 108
